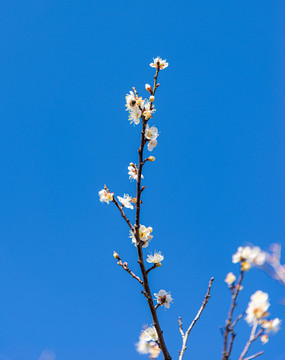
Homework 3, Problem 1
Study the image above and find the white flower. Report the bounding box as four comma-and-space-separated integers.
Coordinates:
261, 334, 269, 344
142, 326, 158, 342
225, 272, 236, 286
128, 105, 142, 125
136, 327, 160, 358
154, 289, 173, 309
128, 163, 144, 181
117, 194, 134, 209
262, 318, 281, 333
145, 124, 159, 141
150, 57, 169, 70
245, 290, 270, 325
142, 100, 155, 120
98, 189, 114, 204
251, 246, 266, 266
147, 252, 164, 267
125, 91, 136, 110
130, 225, 153, 248
148, 139, 157, 151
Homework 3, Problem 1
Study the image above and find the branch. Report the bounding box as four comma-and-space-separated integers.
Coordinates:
133, 68, 172, 360
112, 197, 134, 230
238, 321, 264, 360
114, 252, 143, 285
178, 277, 214, 360
222, 269, 244, 360
244, 352, 264, 360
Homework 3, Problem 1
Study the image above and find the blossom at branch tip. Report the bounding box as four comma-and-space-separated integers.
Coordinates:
128, 163, 144, 181
117, 194, 134, 209
147, 252, 164, 267
136, 326, 160, 358
245, 290, 270, 325
130, 225, 153, 248
150, 57, 169, 70
225, 272, 236, 286
154, 289, 173, 309
232, 246, 266, 270
98, 189, 114, 204
261, 334, 269, 344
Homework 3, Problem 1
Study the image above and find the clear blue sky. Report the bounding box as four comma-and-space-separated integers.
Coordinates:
0, 1, 285, 359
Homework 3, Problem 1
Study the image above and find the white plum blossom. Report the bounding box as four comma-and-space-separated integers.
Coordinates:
117, 194, 134, 209
130, 225, 153, 248
145, 124, 159, 141
147, 252, 164, 267
262, 318, 281, 333
128, 163, 143, 181
136, 327, 160, 358
98, 189, 114, 204
150, 57, 169, 70
147, 139, 157, 152
245, 290, 270, 325
142, 100, 155, 120
154, 289, 173, 309
261, 334, 269, 344
125, 91, 143, 125
232, 246, 266, 270
129, 106, 142, 125
225, 272, 236, 286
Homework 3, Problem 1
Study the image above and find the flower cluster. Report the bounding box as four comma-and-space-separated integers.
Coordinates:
244, 290, 281, 344
154, 289, 173, 309
98, 188, 114, 204
130, 225, 153, 248
125, 91, 156, 125
145, 124, 159, 151
232, 246, 266, 271
136, 326, 160, 359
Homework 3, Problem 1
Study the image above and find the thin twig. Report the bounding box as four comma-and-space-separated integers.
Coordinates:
238, 321, 263, 360
178, 277, 214, 360
115, 257, 143, 285
112, 197, 134, 230
244, 351, 264, 360
146, 265, 156, 275
222, 269, 244, 360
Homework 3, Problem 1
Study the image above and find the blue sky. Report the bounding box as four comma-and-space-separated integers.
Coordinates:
0, 1, 285, 359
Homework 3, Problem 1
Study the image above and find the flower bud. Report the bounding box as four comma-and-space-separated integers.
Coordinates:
156, 83, 160, 88
145, 84, 152, 93
113, 251, 120, 260
148, 156, 155, 162
129, 162, 134, 167
155, 262, 162, 267
149, 95, 155, 102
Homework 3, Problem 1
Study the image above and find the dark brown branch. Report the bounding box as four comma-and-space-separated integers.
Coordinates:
222, 269, 244, 360
133, 68, 172, 360
146, 265, 156, 274
112, 197, 134, 231
179, 277, 214, 360
114, 254, 143, 285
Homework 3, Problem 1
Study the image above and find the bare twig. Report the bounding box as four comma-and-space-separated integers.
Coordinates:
178, 277, 214, 360
115, 255, 143, 285
223, 269, 244, 360
146, 264, 156, 275
112, 197, 134, 231
244, 351, 264, 360
238, 321, 264, 360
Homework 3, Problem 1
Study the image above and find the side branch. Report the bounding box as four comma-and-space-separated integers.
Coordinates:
114, 252, 143, 285
112, 197, 134, 230
178, 277, 214, 360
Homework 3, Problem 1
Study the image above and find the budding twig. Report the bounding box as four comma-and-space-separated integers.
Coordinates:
178, 277, 214, 360
112, 197, 134, 231
114, 253, 143, 285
